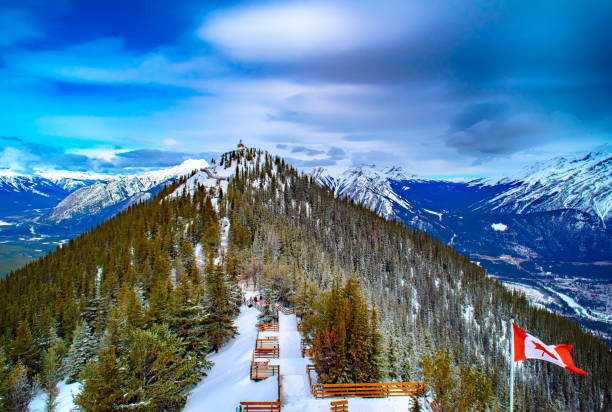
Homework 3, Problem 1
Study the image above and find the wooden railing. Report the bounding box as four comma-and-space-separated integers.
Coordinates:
250, 361, 280, 380
330, 400, 349, 411
239, 401, 281, 411
311, 381, 427, 399
300, 338, 312, 358
274, 304, 294, 315
306, 364, 318, 394
254, 346, 279, 358
256, 337, 279, 348
258, 323, 279, 332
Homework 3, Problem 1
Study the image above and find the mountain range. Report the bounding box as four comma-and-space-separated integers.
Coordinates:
0, 150, 610, 339
0, 159, 209, 274
310, 150, 612, 340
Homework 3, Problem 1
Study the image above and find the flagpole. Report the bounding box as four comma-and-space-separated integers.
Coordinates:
510, 317, 514, 412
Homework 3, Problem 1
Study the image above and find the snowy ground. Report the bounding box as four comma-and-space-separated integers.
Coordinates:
29, 380, 81, 412
183, 305, 278, 412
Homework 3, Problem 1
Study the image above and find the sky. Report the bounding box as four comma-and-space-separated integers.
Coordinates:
0, 0, 610, 177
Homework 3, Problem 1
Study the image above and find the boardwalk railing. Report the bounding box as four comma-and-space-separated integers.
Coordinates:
250, 361, 280, 380
300, 338, 312, 358
256, 337, 279, 348
253, 346, 279, 358
257, 323, 279, 332
311, 381, 426, 399
274, 304, 294, 315
330, 400, 349, 411
239, 401, 281, 411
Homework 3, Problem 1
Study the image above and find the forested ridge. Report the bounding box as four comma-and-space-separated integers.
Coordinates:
0, 148, 609, 411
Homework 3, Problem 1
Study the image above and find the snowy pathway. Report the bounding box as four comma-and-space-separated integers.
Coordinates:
183, 305, 277, 412
275, 313, 311, 403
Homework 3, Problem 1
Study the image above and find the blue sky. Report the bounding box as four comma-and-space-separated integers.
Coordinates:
0, 0, 610, 177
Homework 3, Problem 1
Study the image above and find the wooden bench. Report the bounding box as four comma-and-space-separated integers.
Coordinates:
330, 400, 349, 411
239, 401, 281, 411
311, 381, 427, 399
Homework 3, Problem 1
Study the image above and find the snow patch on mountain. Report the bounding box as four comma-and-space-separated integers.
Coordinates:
310, 164, 419, 220
491, 223, 507, 231
50, 159, 209, 222
480, 151, 612, 223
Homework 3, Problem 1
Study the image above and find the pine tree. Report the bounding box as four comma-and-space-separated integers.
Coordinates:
11, 321, 39, 374
422, 349, 456, 410
205, 265, 237, 352
170, 278, 213, 370
6, 361, 31, 412
74, 347, 130, 411
63, 319, 96, 383
39, 342, 61, 412
0, 349, 11, 411
127, 324, 200, 410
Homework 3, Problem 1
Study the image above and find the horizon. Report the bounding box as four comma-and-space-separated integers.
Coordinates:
1, 1, 611, 178
1, 141, 611, 181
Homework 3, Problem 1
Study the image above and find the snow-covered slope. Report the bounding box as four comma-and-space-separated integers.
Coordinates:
311, 165, 420, 219
476, 151, 612, 223
49, 159, 209, 222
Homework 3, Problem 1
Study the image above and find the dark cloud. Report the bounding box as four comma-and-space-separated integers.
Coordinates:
327, 146, 346, 160
450, 103, 510, 132
290, 145, 325, 156
275, 144, 287, 149
445, 115, 546, 158
279, 145, 348, 168
0, 136, 23, 142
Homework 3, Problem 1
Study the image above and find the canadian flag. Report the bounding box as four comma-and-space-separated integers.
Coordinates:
512, 322, 587, 375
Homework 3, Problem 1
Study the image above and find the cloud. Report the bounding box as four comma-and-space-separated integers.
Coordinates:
445, 112, 548, 158
291, 145, 325, 156
3, 37, 226, 88
0, 136, 23, 142
0, 138, 219, 174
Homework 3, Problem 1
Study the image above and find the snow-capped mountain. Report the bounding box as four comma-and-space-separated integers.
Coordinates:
0, 171, 100, 216
475, 151, 612, 224
49, 159, 209, 223
310, 151, 612, 338
313, 165, 420, 219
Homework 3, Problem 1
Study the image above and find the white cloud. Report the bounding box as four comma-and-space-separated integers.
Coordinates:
68, 148, 131, 162
199, 1, 422, 61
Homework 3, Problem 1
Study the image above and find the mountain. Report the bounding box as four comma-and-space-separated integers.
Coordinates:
475, 151, 612, 224
48, 159, 209, 224
312, 165, 419, 219
0, 159, 209, 275
310, 150, 612, 341
0, 171, 99, 216
0, 147, 609, 411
